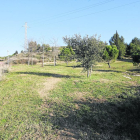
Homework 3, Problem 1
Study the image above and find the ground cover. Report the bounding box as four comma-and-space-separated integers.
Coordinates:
0, 60, 140, 139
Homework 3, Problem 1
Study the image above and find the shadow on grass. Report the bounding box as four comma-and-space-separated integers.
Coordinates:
40, 89, 140, 139
15, 71, 81, 78
117, 58, 132, 62
66, 64, 82, 68
92, 69, 122, 73
128, 68, 140, 73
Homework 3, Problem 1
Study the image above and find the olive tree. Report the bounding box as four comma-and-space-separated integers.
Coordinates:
63, 34, 105, 77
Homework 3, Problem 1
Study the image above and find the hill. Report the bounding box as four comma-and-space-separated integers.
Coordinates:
0, 60, 140, 139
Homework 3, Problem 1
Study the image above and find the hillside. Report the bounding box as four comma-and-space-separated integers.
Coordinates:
0, 60, 140, 139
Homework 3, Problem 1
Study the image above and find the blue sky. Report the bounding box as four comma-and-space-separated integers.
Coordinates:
0, 0, 140, 57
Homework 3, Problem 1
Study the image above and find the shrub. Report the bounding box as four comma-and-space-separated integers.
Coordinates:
12, 58, 38, 65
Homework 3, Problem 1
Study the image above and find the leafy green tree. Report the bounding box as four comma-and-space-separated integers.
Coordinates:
118, 41, 126, 58
37, 44, 51, 52
132, 51, 140, 66
129, 37, 140, 55
103, 45, 119, 68
128, 37, 140, 65
59, 46, 75, 65
63, 34, 105, 77
109, 31, 119, 47
109, 31, 126, 58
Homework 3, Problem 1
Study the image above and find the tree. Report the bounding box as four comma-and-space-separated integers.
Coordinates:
13, 50, 18, 55
132, 51, 140, 66
109, 31, 119, 47
40, 43, 51, 67
103, 45, 119, 68
128, 37, 140, 65
109, 31, 126, 58
118, 41, 126, 58
63, 34, 105, 77
59, 46, 75, 65
129, 37, 140, 55
37, 44, 41, 53
28, 40, 37, 65
50, 38, 59, 66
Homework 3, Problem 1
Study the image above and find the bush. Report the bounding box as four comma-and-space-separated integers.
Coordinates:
12, 58, 38, 65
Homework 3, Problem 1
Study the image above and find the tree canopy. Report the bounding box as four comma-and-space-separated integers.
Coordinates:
109, 31, 126, 59
63, 34, 105, 77
28, 41, 37, 53
128, 37, 140, 65
59, 46, 75, 65
103, 45, 119, 68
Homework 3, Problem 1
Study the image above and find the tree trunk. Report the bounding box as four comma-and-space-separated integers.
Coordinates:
108, 62, 111, 68
54, 56, 56, 66
42, 46, 44, 67
42, 54, 44, 67
87, 69, 89, 78
31, 52, 33, 65
91, 65, 92, 74
28, 53, 30, 65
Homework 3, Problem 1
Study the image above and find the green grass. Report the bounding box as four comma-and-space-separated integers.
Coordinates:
0, 60, 140, 139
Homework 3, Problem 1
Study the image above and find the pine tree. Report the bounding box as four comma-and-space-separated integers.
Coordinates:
109, 31, 126, 59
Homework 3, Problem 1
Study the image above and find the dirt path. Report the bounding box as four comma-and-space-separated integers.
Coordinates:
39, 77, 61, 98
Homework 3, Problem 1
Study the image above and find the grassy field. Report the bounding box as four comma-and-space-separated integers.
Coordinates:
0, 60, 140, 139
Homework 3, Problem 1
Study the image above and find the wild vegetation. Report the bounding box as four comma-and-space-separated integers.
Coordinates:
0, 59, 140, 139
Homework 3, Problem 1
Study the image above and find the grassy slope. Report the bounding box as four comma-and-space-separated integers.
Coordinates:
0, 60, 140, 139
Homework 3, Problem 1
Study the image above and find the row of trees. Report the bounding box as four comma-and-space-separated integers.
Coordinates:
11, 31, 139, 77
127, 37, 140, 65
109, 31, 140, 65
59, 32, 140, 77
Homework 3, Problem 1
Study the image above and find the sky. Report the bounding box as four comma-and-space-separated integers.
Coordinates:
0, 0, 140, 57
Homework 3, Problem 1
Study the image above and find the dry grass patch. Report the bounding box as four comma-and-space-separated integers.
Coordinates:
39, 77, 61, 98
126, 81, 138, 87
100, 78, 112, 83
67, 92, 90, 101
19, 74, 27, 76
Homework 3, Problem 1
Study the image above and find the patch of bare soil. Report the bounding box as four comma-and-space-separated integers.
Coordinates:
39, 77, 61, 98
